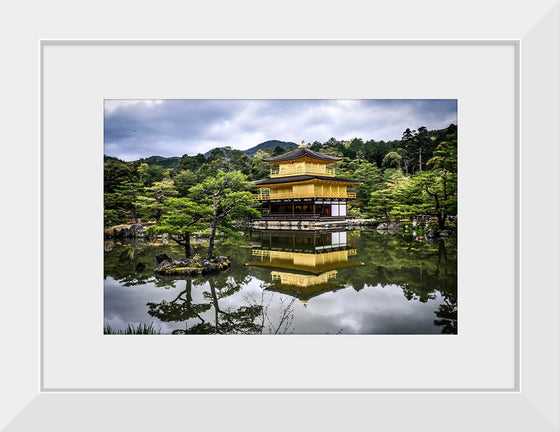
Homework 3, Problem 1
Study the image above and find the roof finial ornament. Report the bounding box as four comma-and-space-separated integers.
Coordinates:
298, 139, 306, 148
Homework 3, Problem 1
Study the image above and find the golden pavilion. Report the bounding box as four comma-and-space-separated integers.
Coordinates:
253, 146, 362, 222
246, 230, 363, 306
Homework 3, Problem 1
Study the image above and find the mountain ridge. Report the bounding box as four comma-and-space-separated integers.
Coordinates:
103, 140, 296, 165
203, 139, 297, 158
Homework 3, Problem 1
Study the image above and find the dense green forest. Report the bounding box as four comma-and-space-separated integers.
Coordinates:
104, 124, 457, 232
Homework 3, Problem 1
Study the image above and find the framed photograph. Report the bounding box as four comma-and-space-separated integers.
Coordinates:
2, 1, 559, 431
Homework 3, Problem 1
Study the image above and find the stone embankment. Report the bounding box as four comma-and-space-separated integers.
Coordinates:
347, 218, 376, 227
251, 218, 376, 230
104, 223, 147, 239
375, 222, 404, 233
425, 228, 456, 240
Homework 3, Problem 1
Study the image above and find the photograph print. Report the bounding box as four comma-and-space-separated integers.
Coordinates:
104, 99, 457, 335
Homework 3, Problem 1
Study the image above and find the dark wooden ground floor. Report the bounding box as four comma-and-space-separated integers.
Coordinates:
260, 199, 348, 219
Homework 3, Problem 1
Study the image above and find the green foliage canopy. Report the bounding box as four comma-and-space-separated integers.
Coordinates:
190, 171, 260, 259
148, 197, 212, 258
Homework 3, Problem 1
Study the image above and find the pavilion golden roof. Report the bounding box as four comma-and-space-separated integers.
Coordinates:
253, 175, 362, 186
262, 147, 342, 163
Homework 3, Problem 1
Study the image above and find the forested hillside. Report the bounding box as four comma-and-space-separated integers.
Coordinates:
204, 139, 298, 158
104, 124, 457, 228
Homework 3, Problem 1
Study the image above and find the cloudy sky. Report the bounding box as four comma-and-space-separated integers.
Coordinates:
104, 99, 457, 161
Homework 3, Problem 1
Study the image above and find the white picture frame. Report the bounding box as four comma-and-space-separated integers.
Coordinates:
2, 1, 559, 430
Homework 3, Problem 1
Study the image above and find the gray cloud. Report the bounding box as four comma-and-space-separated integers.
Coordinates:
104, 99, 457, 161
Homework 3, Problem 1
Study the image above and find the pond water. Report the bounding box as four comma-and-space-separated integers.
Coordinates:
104, 229, 457, 334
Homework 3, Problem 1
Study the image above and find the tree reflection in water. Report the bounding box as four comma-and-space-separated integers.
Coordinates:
434, 293, 458, 334
146, 276, 295, 334
432, 240, 458, 334
147, 279, 213, 334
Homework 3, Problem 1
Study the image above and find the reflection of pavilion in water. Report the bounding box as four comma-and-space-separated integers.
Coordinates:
246, 230, 363, 306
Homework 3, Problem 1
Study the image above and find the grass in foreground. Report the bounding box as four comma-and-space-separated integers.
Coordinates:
104, 322, 161, 334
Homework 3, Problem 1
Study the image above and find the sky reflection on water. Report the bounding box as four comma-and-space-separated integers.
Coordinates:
104, 229, 457, 334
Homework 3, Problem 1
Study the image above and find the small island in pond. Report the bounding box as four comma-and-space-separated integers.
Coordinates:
154, 253, 230, 276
